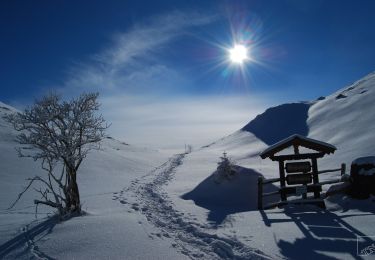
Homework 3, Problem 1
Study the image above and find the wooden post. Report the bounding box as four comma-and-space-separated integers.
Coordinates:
311, 158, 320, 199
341, 163, 346, 176
258, 177, 263, 210
279, 160, 287, 201
302, 185, 307, 199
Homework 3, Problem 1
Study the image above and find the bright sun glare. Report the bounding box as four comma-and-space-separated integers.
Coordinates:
229, 44, 248, 64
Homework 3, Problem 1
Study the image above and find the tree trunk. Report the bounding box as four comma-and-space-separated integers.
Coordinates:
65, 167, 81, 214
70, 172, 81, 213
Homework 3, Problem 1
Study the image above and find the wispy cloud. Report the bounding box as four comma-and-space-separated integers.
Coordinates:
60, 11, 217, 95
48, 10, 270, 149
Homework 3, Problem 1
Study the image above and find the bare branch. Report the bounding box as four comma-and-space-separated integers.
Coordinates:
34, 199, 61, 208
6, 92, 108, 215
7, 177, 37, 209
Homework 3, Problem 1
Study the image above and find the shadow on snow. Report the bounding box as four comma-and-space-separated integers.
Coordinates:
261, 202, 375, 259
181, 166, 279, 226
0, 213, 82, 259
242, 102, 310, 145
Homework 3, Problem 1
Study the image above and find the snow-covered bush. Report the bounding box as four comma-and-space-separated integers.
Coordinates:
214, 152, 236, 183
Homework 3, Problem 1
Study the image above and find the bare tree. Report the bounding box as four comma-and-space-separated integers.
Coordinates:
6, 92, 108, 216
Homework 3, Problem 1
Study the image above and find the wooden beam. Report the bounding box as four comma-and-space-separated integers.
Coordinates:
311, 179, 344, 186
260, 135, 336, 159
279, 161, 287, 201
262, 190, 280, 197
262, 177, 281, 184
293, 144, 299, 155
258, 177, 263, 210
281, 185, 322, 195
341, 163, 346, 176
270, 152, 326, 161
311, 158, 320, 199
317, 168, 342, 174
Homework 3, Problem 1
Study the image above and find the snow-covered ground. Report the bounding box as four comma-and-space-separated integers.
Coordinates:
0, 102, 185, 259
164, 72, 375, 259
1, 72, 375, 259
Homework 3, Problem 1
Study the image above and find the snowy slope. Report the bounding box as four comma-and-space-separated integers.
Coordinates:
1, 72, 375, 260
308, 72, 375, 169
0, 104, 187, 259
191, 71, 375, 178
164, 72, 375, 259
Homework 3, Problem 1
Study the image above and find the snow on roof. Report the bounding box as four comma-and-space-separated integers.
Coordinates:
352, 156, 375, 165
260, 134, 336, 159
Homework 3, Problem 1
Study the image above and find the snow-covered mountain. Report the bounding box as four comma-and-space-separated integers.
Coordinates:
201, 71, 375, 170
1, 72, 375, 259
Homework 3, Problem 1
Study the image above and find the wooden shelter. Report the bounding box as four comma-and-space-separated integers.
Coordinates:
258, 134, 338, 209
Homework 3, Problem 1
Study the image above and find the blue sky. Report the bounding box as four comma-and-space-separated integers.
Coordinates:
1, 0, 375, 149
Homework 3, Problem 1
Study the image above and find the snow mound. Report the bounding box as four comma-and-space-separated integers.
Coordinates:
352, 156, 375, 166
351, 156, 375, 176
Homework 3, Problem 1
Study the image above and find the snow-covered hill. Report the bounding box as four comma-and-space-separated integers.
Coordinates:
195, 71, 375, 171
0, 104, 185, 259
308, 72, 375, 169
1, 72, 375, 259
165, 72, 375, 259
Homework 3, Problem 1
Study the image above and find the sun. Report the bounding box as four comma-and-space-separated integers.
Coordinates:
229, 44, 249, 64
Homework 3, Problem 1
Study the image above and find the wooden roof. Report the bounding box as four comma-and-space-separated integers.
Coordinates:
260, 134, 336, 159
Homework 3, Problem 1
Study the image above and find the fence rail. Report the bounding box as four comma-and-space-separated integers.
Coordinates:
258, 163, 346, 210
318, 164, 346, 175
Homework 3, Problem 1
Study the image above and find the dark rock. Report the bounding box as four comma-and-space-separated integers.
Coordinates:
336, 93, 347, 100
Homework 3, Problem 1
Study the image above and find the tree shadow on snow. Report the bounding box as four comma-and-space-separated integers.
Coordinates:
181, 166, 279, 226
0, 213, 79, 259
261, 205, 374, 259
242, 103, 310, 145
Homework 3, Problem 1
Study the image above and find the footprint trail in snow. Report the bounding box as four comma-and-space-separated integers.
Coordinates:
114, 153, 270, 260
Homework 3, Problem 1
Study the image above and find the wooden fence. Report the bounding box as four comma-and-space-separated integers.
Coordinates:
258, 163, 346, 210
